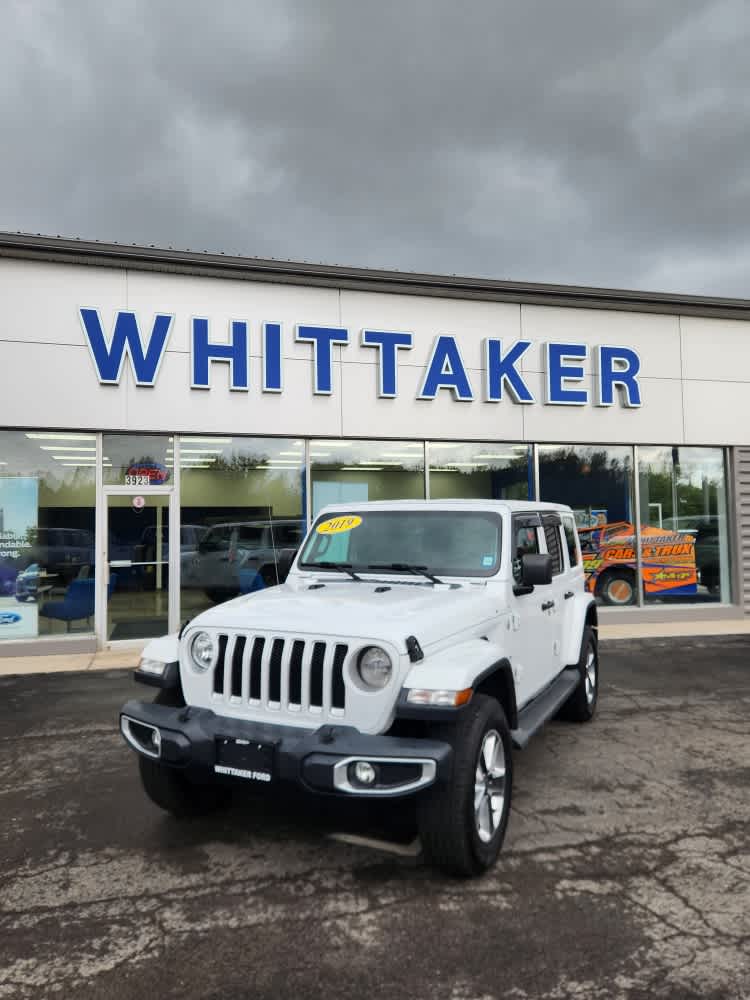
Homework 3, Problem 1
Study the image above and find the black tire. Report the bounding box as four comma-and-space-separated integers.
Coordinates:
138, 756, 230, 818
417, 694, 513, 877
597, 569, 636, 606
559, 627, 598, 723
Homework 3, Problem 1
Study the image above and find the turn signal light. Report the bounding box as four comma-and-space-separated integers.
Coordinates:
406, 688, 473, 707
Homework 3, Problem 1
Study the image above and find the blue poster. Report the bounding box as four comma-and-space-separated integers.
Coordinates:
0, 477, 39, 638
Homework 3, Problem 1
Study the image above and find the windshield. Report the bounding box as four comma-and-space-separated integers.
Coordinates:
299, 510, 502, 577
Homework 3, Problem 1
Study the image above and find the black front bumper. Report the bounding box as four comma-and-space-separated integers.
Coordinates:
120, 699, 452, 798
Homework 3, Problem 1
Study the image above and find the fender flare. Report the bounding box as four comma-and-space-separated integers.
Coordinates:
399, 640, 517, 728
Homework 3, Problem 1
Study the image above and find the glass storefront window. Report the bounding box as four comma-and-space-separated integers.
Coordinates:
103, 433, 172, 486
638, 447, 731, 604
539, 444, 636, 606
0, 431, 96, 638
310, 440, 425, 517
428, 442, 532, 500
179, 437, 305, 619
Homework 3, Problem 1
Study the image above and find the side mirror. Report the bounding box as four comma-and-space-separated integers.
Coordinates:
276, 547, 299, 582
514, 553, 553, 595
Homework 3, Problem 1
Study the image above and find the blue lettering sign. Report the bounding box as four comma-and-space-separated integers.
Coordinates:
80, 309, 172, 386
484, 339, 534, 403
295, 325, 349, 394
546, 342, 588, 405
596, 346, 642, 407
191, 318, 249, 390
418, 336, 474, 401
263, 322, 283, 392
361, 330, 413, 397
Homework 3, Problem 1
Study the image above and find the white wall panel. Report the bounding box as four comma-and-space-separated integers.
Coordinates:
682, 380, 750, 446
340, 289, 521, 371
520, 305, 681, 378
0, 341, 129, 429
0, 259, 126, 346
125, 268, 342, 359
521, 373, 684, 444
340, 361, 525, 441
119, 353, 343, 437
680, 316, 750, 383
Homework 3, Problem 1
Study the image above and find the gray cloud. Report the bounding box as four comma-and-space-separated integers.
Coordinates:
1, 0, 749, 294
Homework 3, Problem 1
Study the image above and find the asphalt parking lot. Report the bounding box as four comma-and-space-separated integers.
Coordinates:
0, 636, 748, 1000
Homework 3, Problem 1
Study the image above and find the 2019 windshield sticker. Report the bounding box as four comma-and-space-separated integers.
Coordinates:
316, 515, 363, 535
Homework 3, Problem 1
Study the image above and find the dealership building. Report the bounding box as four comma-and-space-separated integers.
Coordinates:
1, 231, 749, 654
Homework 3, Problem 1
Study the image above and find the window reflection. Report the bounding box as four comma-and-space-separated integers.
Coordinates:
310, 440, 424, 517
428, 443, 532, 500
180, 437, 305, 618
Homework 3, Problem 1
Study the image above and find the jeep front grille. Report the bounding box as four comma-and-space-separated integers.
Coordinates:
211, 634, 348, 717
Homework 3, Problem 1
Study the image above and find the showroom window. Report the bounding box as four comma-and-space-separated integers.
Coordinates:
638, 447, 731, 604
539, 444, 636, 606
0, 431, 96, 639
310, 439, 425, 517
427, 442, 532, 500
179, 436, 305, 619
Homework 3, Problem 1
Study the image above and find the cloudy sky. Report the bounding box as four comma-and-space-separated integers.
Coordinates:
1, 0, 748, 295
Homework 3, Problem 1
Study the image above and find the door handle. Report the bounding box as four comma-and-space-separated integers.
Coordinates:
541, 600, 555, 611
564, 591, 574, 599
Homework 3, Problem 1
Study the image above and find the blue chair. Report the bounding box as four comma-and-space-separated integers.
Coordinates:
40, 574, 117, 632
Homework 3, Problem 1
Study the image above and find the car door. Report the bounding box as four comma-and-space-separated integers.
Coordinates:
559, 512, 585, 657
508, 513, 560, 706
540, 512, 567, 673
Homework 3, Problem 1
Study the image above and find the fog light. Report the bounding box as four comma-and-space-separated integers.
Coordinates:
350, 760, 377, 786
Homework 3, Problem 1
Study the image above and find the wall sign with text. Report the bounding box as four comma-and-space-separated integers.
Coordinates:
79, 309, 643, 408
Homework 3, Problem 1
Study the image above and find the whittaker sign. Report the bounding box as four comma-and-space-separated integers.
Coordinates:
79, 309, 643, 409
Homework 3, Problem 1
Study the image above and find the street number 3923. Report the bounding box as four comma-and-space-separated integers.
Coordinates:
125, 475, 151, 486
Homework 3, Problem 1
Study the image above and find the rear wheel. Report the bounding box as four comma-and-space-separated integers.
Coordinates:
560, 627, 598, 722
136, 684, 228, 817
417, 694, 513, 877
598, 569, 636, 606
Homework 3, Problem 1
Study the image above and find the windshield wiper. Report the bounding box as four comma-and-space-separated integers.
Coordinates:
366, 563, 444, 585
316, 561, 362, 581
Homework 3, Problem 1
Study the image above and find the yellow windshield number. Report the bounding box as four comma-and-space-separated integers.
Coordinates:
317, 515, 363, 535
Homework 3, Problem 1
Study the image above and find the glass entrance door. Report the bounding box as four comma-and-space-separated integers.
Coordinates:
105, 492, 172, 641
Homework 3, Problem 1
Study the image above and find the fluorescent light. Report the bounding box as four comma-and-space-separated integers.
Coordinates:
40, 445, 97, 452
179, 449, 225, 455
62, 462, 111, 467
430, 462, 495, 468
426, 443, 464, 449
180, 437, 233, 444
26, 433, 97, 441
381, 452, 425, 458
339, 466, 383, 471
473, 454, 520, 461
312, 441, 353, 448
0, 461, 6, 466
181, 463, 211, 469
277, 451, 303, 457
310, 452, 331, 459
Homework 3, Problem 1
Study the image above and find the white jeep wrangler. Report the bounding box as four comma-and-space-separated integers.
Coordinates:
121, 500, 598, 876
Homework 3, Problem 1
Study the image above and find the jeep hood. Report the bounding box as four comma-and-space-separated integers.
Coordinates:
188, 579, 504, 653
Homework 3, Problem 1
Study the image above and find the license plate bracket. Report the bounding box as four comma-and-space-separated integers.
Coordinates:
214, 737, 275, 783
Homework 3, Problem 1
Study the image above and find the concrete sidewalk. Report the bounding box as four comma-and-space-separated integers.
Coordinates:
2, 617, 750, 675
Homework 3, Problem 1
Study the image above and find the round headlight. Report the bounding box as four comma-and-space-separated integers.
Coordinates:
357, 646, 393, 690
190, 631, 215, 672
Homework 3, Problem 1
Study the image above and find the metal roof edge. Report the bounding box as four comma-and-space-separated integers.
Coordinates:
1, 231, 750, 320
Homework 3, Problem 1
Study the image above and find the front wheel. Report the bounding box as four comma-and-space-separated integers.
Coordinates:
559, 627, 598, 722
417, 694, 513, 877
138, 757, 230, 818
